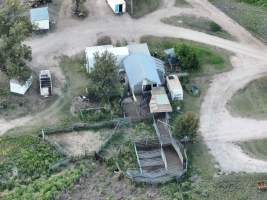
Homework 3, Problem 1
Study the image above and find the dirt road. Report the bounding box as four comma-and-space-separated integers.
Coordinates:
1, 0, 267, 172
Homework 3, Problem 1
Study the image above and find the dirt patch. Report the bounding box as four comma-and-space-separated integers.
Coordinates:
48, 130, 109, 156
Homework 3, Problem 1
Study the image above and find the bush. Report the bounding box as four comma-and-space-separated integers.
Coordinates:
175, 44, 200, 72
209, 21, 222, 32
174, 112, 199, 141
96, 36, 112, 45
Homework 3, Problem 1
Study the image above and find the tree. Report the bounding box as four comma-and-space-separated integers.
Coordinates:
174, 44, 200, 72
0, 0, 32, 82
174, 112, 199, 141
87, 51, 122, 103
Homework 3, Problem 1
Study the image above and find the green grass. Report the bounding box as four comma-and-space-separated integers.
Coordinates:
239, 139, 267, 161
209, 0, 267, 42
161, 15, 234, 40
126, 0, 161, 18
228, 76, 267, 119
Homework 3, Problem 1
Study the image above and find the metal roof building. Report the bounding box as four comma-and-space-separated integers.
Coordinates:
30, 7, 49, 30
123, 54, 162, 95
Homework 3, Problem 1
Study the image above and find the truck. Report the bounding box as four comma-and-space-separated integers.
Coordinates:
166, 74, 183, 101
106, 0, 126, 14
39, 70, 52, 97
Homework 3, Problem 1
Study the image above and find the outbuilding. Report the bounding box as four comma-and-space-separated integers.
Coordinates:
30, 7, 49, 30
123, 54, 162, 98
166, 74, 183, 101
10, 76, 33, 95
107, 0, 126, 14
85, 45, 129, 73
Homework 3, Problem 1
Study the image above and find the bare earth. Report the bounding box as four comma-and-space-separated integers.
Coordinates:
1, 0, 267, 172
49, 130, 106, 157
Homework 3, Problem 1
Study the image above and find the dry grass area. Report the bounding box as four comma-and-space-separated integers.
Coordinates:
227, 76, 267, 119
49, 130, 110, 156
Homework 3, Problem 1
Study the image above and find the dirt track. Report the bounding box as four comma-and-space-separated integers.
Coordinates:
1, 0, 267, 172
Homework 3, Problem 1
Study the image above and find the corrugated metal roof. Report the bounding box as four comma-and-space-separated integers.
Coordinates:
127, 43, 151, 56
123, 54, 161, 89
149, 87, 172, 113
30, 7, 49, 22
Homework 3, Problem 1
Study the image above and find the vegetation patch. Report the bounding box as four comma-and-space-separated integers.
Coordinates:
239, 139, 267, 161
162, 15, 233, 40
209, 0, 267, 42
228, 76, 267, 119
126, 0, 161, 18
0, 136, 63, 192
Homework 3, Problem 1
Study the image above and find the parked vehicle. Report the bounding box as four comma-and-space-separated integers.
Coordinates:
166, 74, 183, 101
39, 70, 52, 97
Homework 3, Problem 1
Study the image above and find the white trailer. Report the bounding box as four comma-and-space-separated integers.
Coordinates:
166, 74, 183, 101
107, 0, 126, 14
39, 70, 52, 97
10, 76, 33, 95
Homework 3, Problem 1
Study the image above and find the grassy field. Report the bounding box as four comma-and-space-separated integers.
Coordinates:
161, 15, 234, 40
209, 0, 267, 42
239, 139, 267, 161
228, 76, 267, 119
126, 0, 161, 18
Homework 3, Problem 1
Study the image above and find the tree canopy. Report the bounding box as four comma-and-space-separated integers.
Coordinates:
175, 44, 200, 72
0, 0, 32, 82
174, 111, 199, 141
87, 51, 122, 103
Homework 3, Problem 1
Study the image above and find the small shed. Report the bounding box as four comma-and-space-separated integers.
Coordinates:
123, 54, 162, 97
107, 0, 126, 14
166, 74, 183, 101
85, 45, 129, 73
10, 76, 33, 95
30, 7, 49, 30
39, 70, 52, 97
149, 87, 172, 113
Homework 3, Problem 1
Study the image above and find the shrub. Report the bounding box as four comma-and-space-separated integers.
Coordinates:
96, 36, 112, 45
209, 21, 222, 32
174, 112, 199, 141
175, 44, 200, 72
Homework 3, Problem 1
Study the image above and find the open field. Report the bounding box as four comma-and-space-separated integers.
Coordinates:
161, 15, 233, 40
175, 0, 191, 7
227, 76, 267, 119
209, 0, 267, 42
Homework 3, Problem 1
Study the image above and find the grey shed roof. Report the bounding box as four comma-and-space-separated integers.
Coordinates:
123, 54, 161, 89
30, 7, 49, 22
127, 43, 151, 56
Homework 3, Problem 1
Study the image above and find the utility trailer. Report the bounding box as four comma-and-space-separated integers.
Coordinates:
106, 0, 126, 14
39, 70, 52, 97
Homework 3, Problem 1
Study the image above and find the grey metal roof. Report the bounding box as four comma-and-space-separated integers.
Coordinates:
127, 43, 151, 56
30, 7, 49, 22
123, 54, 161, 89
